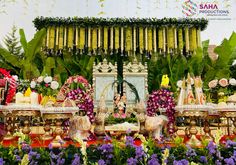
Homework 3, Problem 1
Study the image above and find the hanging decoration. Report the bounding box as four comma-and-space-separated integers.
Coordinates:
125, 26, 132, 55
178, 28, 183, 53
115, 27, 119, 52
59, 26, 64, 49
33, 17, 208, 55
68, 26, 74, 49
103, 27, 108, 53
158, 28, 163, 51
139, 27, 144, 53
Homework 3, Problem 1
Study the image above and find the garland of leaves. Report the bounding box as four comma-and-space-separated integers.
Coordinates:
33, 17, 208, 30
0, 68, 17, 104
147, 88, 176, 136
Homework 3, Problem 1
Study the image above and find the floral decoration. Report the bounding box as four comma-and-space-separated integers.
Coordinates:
30, 75, 60, 96
207, 78, 236, 103
146, 89, 176, 135
60, 75, 94, 122
0, 68, 17, 104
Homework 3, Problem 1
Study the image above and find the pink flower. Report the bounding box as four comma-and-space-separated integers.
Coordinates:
113, 113, 119, 118
66, 77, 73, 84
121, 113, 126, 118
219, 78, 228, 87
208, 80, 218, 88
45, 83, 49, 87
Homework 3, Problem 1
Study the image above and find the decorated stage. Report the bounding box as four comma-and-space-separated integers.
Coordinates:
0, 16, 236, 164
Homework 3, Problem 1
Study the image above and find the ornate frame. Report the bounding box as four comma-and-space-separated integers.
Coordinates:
123, 58, 148, 105
93, 59, 117, 110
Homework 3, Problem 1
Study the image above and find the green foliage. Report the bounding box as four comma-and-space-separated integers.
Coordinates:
3, 25, 22, 57
33, 17, 208, 30
0, 28, 46, 79
203, 32, 236, 87
105, 114, 138, 125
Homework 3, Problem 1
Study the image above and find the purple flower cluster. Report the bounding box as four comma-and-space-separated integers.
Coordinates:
125, 136, 135, 147
127, 157, 138, 165
146, 89, 176, 135
186, 145, 197, 157
28, 151, 40, 165
199, 156, 207, 163
207, 141, 217, 155
13, 142, 40, 165
71, 153, 80, 165
67, 88, 95, 122
49, 146, 65, 165
98, 143, 113, 164
224, 157, 235, 165
147, 154, 160, 165
98, 159, 106, 165
135, 146, 145, 160
0, 158, 4, 165
173, 159, 189, 165
226, 140, 236, 148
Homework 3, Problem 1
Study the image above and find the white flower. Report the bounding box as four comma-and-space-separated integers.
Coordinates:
12, 75, 18, 81
44, 76, 52, 83
208, 79, 218, 88
190, 78, 194, 85
219, 78, 228, 87
177, 80, 183, 88
229, 78, 236, 86
50, 81, 59, 90
74, 78, 78, 83
37, 76, 44, 83
30, 81, 36, 88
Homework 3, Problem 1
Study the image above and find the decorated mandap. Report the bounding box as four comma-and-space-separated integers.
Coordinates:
0, 16, 236, 164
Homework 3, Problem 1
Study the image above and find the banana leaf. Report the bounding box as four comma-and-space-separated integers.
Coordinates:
0, 48, 20, 68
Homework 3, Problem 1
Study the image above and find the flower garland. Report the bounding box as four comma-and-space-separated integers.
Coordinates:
66, 88, 94, 122
146, 88, 176, 135
0, 68, 17, 104
60, 75, 94, 122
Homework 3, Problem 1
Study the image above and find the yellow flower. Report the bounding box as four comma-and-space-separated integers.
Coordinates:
21, 154, 29, 165
214, 129, 223, 145
162, 148, 169, 165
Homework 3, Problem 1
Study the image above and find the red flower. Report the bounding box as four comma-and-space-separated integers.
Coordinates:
45, 83, 49, 87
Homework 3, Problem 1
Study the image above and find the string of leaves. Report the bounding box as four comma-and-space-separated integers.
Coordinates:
33, 17, 208, 30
